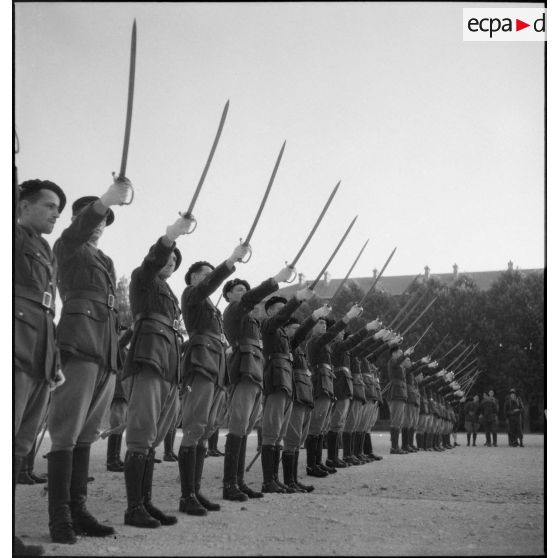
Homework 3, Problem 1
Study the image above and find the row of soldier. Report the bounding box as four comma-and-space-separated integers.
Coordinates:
14, 176, 467, 556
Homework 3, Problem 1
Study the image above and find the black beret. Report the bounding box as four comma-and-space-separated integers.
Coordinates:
19, 179, 67, 212
509, 388, 516, 393
72, 196, 114, 226
173, 248, 182, 271
390, 345, 401, 354
185, 260, 214, 285
265, 296, 287, 311
284, 317, 301, 327
223, 278, 251, 301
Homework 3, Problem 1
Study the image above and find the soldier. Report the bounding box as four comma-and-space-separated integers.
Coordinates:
47, 178, 132, 544
281, 307, 331, 492
305, 305, 363, 477
121, 214, 194, 528
220, 266, 293, 501
479, 389, 499, 447
178, 242, 249, 516
260, 288, 315, 493
387, 345, 413, 454
504, 389, 524, 447
15, 179, 67, 556
360, 356, 384, 460
464, 394, 480, 446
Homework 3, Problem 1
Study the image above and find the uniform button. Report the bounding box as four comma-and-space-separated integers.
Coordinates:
87, 310, 91, 314
18, 312, 23, 316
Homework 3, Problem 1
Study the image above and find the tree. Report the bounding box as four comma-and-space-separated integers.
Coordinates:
115, 275, 133, 327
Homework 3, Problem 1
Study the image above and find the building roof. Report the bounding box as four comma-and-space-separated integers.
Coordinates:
271, 267, 543, 301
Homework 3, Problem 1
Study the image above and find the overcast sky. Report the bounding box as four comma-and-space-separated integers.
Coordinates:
14, 2, 544, 304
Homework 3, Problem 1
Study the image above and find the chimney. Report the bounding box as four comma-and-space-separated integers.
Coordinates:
298, 272, 306, 284
372, 268, 378, 279
452, 263, 458, 280
324, 270, 331, 285
507, 260, 514, 271
424, 265, 430, 281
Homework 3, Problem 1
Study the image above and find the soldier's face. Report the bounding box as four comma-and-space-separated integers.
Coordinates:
473, 395, 479, 402
191, 265, 213, 286
488, 390, 494, 397
89, 217, 107, 243
313, 319, 326, 335
266, 302, 284, 317
285, 323, 299, 339
228, 284, 247, 303
159, 252, 177, 280
19, 189, 61, 235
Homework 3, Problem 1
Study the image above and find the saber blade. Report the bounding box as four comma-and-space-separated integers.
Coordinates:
289, 181, 340, 267
308, 215, 358, 291
185, 100, 230, 216
358, 246, 397, 306
119, 20, 137, 178
244, 140, 286, 245
329, 238, 370, 304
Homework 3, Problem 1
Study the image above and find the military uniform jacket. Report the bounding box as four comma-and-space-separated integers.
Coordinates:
291, 316, 317, 408
405, 367, 420, 407
14, 224, 58, 380
330, 327, 368, 400
54, 203, 120, 371
479, 397, 499, 422
223, 278, 278, 387
463, 401, 479, 422
306, 319, 346, 399
261, 297, 302, 397
388, 353, 407, 402
181, 261, 234, 387
350, 356, 367, 404
123, 237, 182, 384
419, 388, 430, 415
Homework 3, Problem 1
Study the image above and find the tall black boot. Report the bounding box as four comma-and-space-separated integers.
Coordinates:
401, 428, 410, 452
282, 451, 304, 492
350, 432, 365, 464
207, 430, 224, 457
124, 451, 161, 528
47, 450, 77, 544
178, 446, 207, 515
342, 432, 355, 465
306, 435, 327, 478
467, 432, 471, 446
237, 435, 263, 498
195, 443, 221, 510
107, 435, 124, 471
317, 434, 336, 473
261, 444, 286, 493
472, 432, 477, 446
256, 426, 263, 451
223, 434, 249, 501
390, 428, 404, 454
369, 433, 383, 460
143, 449, 177, 525
70, 445, 115, 537
164, 428, 177, 462
408, 428, 418, 451
327, 430, 347, 468
274, 446, 295, 493
355, 432, 369, 462
293, 450, 314, 492
492, 432, 498, 447
115, 434, 124, 466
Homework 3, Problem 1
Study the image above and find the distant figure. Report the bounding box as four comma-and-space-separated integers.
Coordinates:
504, 389, 524, 447
463, 395, 480, 446
478, 390, 499, 447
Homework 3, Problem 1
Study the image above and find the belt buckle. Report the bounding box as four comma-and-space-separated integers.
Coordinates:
41, 291, 52, 309
220, 333, 226, 344
258, 339, 263, 349
107, 294, 115, 308
173, 319, 180, 331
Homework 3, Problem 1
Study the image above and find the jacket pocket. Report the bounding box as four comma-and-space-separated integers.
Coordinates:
14, 304, 38, 371
133, 322, 174, 373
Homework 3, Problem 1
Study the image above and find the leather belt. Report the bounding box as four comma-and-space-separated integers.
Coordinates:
314, 363, 332, 371
135, 312, 180, 332
268, 352, 293, 362
334, 366, 351, 374
63, 290, 115, 309
190, 330, 226, 344
15, 285, 55, 312
232, 338, 263, 350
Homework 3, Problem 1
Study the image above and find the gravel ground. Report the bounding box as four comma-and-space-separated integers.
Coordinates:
15, 432, 545, 556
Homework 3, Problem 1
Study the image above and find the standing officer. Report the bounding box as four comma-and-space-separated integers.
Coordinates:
47, 178, 132, 544
260, 288, 314, 493
121, 214, 194, 528
464, 395, 480, 446
221, 266, 293, 501
178, 243, 249, 516
15, 179, 67, 556
387, 344, 413, 454
479, 389, 499, 447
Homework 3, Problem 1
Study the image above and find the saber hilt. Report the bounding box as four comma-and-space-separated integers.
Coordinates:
240, 238, 252, 263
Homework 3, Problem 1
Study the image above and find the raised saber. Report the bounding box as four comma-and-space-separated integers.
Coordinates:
400, 297, 438, 337
411, 321, 434, 350
285, 181, 341, 283
308, 215, 358, 291
358, 246, 397, 306
429, 333, 449, 358
180, 100, 230, 233
328, 238, 370, 305
115, 20, 137, 205
391, 290, 428, 331
240, 141, 286, 263
387, 289, 423, 329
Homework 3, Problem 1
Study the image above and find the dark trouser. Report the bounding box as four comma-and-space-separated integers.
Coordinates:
123, 367, 179, 454
284, 402, 312, 452
509, 416, 521, 445
484, 420, 497, 445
